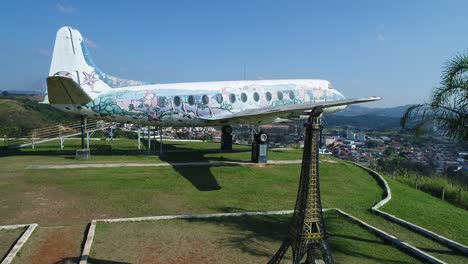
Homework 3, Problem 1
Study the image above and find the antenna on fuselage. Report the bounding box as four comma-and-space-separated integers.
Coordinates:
243, 59, 247, 80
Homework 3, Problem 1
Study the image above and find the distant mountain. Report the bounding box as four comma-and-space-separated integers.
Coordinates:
334, 105, 412, 118
324, 104, 413, 129
0, 90, 43, 96
324, 114, 401, 129
106, 75, 152, 88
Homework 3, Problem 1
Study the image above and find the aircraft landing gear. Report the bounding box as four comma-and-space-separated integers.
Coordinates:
252, 129, 269, 163
221, 125, 233, 135
220, 125, 233, 151
254, 130, 269, 144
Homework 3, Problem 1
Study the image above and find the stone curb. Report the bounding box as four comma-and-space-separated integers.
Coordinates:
351, 162, 468, 255
1, 224, 38, 264
79, 221, 96, 264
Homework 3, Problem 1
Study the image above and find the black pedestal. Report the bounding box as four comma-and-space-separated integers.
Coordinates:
221, 134, 232, 151
251, 143, 268, 163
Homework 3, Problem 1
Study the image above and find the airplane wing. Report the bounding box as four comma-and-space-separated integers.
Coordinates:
200, 96, 381, 124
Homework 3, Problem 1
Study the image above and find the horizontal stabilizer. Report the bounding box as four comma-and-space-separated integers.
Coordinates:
46, 76, 92, 105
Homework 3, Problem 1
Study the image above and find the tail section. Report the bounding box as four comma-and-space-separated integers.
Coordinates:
44, 26, 111, 104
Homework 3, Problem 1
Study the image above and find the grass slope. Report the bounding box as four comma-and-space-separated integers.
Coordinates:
382, 177, 468, 245
90, 211, 418, 264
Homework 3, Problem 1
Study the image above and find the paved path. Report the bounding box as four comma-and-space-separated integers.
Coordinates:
27, 160, 337, 169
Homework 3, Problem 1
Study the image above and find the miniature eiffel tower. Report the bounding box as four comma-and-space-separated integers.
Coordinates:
269, 107, 335, 264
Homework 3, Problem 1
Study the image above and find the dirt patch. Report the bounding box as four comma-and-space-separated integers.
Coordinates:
13, 226, 84, 264
138, 239, 221, 264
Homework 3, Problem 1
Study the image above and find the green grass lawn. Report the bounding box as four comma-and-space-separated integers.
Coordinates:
381, 176, 468, 245
1, 141, 467, 263
90, 210, 419, 264
0, 228, 24, 261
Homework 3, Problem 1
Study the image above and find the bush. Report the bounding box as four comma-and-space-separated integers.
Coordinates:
394, 173, 468, 209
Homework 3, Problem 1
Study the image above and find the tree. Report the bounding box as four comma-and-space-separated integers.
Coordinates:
401, 53, 468, 142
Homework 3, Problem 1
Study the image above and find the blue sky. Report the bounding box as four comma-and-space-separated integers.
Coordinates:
1, 1, 467, 107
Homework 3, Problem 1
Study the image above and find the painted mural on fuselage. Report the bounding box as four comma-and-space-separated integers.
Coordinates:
72, 79, 345, 126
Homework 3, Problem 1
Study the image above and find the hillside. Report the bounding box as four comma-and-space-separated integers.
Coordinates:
335, 105, 412, 117
325, 105, 412, 129
324, 114, 401, 129
0, 97, 77, 136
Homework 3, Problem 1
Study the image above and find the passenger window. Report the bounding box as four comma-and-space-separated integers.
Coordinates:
202, 94, 209, 104
216, 94, 223, 104
253, 92, 260, 102
289, 91, 295, 99
158, 96, 167, 107
241, 93, 247, 102
266, 92, 272, 101
277, 91, 283, 100
173, 96, 181, 107
229, 93, 236, 103
188, 95, 195, 106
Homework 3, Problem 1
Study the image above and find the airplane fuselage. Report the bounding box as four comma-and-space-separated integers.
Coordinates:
51, 79, 346, 127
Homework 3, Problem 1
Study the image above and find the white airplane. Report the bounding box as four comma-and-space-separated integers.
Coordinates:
44, 26, 380, 143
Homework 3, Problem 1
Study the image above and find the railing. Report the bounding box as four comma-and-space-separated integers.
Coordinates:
5, 118, 112, 149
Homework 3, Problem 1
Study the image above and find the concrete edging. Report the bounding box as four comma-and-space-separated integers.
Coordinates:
351, 162, 468, 255
78, 208, 447, 264
78, 210, 294, 264
0, 224, 38, 264
333, 208, 446, 264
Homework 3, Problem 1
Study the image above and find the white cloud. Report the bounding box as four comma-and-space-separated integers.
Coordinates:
56, 3, 74, 13
377, 33, 385, 42
84, 37, 98, 48
377, 24, 385, 42
37, 48, 51, 57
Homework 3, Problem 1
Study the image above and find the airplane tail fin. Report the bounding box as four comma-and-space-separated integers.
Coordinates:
43, 26, 111, 104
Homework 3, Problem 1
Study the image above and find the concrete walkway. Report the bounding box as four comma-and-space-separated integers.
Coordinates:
27, 159, 335, 169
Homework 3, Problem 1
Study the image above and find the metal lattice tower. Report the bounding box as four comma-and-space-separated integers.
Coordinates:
269, 107, 335, 264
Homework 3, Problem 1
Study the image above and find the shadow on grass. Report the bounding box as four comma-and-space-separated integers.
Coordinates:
182, 207, 416, 263
147, 139, 232, 191
2, 140, 254, 191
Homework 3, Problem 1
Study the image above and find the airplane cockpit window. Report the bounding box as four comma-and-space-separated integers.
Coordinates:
277, 91, 284, 100
216, 94, 223, 104
173, 96, 181, 107
289, 91, 295, 99
229, 93, 236, 103
241, 93, 247, 102
266, 91, 272, 101
253, 92, 260, 102
202, 94, 209, 104
188, 95, 195, 105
